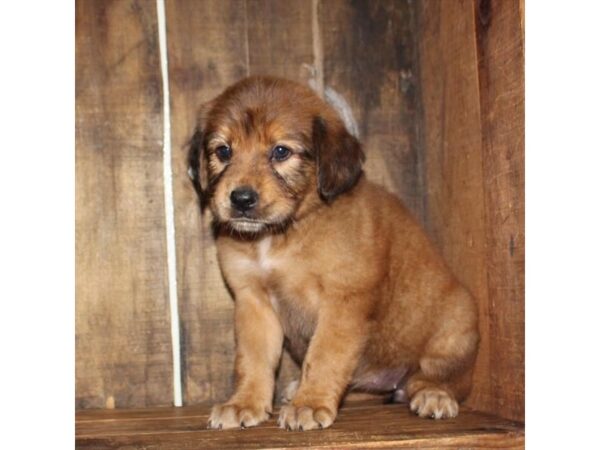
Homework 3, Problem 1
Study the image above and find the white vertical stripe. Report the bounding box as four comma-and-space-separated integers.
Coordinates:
311, 0, 324, 97
156, 0, 183, 407
243, 0, 250, 76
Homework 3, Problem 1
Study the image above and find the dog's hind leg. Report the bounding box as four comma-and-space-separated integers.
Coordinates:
405, 312, 479, 419
405, 364, 474, 419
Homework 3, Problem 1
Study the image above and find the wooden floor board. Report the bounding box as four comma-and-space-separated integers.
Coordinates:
76, 400, 524, 449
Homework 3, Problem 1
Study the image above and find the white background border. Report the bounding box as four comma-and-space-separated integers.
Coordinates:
1, 0, 599, 448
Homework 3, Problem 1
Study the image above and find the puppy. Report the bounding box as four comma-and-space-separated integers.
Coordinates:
188, 76, 479, 431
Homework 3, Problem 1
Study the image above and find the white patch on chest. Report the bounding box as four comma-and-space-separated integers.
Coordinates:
227, 236, 283, 312
268, 292, 280, 313
257, 236, 274, 272
257, 237, 282, 313
227, 236, 277, 276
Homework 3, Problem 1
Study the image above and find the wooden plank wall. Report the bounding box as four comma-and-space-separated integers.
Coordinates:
416, 0, 524, 421
76, 0, 524, 421
319, 1, 424, 217
475, 0, 525, 421
75, 0, 173, 409
165, 0, 248, 409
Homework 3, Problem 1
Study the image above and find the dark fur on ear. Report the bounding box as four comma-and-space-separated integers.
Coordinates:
187, 127, 209, 211
312, 116, 365, 202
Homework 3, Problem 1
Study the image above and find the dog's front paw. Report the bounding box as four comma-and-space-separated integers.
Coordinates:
409, 387, 459, 419
278, 404, 336, 431
208, 403, 270, 429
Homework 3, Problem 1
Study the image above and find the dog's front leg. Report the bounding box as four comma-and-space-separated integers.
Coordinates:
208, 290, 283, 429
278, 299, 369, 431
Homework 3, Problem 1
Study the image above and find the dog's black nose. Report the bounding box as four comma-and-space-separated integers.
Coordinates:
230, 187, 259, 212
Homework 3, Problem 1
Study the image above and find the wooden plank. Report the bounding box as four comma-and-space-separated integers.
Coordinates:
165, 0, 248, 406
76, 400, 524, 449
246, 0, 314, 81
475, 0, 525, 421
318, 0, 425, 221
244, 0, 316, 403
75, 0, 173, 408
167, 0, 319, 406
415, 0, 492, 416
416, 0, 525, 421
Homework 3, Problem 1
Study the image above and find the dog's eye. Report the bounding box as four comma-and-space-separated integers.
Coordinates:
271, 145, 291, 162
215, 145, 232, 162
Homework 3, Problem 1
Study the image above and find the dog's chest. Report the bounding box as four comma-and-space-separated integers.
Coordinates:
256, 236, 276, 274
225, 236, 281, 280
247, 236, 295, 285
247, 237, 318, 342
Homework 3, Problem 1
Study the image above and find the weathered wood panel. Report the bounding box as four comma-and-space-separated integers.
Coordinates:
416, 0, 492, 417
76, 0, 524, 421
245, 0, 316, 399
246, 0, 314, 82
167, 0, 314, 406
75, 0, 173, 408
76, 400, 525, 449
416, 0, 524, 421
475, 0, 525, 421
165, 0, 248, 406
318, 0, 425, 222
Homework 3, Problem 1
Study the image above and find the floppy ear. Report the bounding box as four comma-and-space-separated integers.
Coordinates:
188, 123, 215, 211
312, 116, 365, 202
187, 126, 207, 208
188, 101, 216, 210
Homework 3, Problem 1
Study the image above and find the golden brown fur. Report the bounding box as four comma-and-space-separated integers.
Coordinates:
188, 76, 479, 431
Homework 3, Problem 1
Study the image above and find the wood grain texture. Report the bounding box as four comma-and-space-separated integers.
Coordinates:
416, 0, 492, 417
246, 0, 314, 81
75, 0, 173, 408
76, 399, 524, 449
166, 0, 318, 406
76, 0, 524, 423
318, 0, 425, 222
245, 0, 316, 399
475, 0, 525, 421
416, 0, 524, 421
165, 0, 248, 406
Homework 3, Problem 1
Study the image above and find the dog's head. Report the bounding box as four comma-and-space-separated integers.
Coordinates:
188, 76, 365, 234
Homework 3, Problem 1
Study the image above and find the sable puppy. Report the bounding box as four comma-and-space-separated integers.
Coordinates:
189, 76, 479, 431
